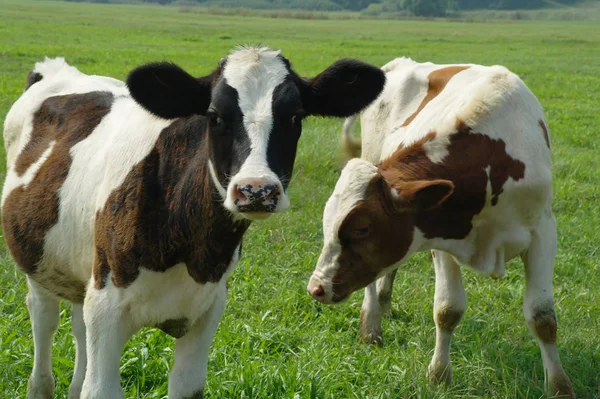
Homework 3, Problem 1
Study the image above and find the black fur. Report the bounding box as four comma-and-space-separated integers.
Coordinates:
300, 58, 386, 117
126, 62, 215, 119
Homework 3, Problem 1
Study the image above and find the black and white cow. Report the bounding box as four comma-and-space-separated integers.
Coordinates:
1, 47, 385, 399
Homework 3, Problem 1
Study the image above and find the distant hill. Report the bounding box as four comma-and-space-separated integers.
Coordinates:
62, 0, 594, 17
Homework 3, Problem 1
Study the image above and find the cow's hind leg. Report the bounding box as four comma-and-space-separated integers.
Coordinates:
428, 250, 466, 386
168, 283, 227, 399
68, 304, 86, 399
80, 284, 134, 399
521, 215, 574, 398
26, 278, 60, 399
359, 270, 397, 346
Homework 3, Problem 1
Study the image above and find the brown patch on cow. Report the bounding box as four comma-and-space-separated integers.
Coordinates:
93, 117, 250, 289
156, 317, 189, 339
532, 305, 557, 343
539, 120, 550, 149
379, 121, 526, 239
2, 92, 113, 279
549, 371, 575, 398
402, 66, 470, 127
332, 175, 415, 300
376, 269, 397, 306
25, 71, 43, 91
435, 306, 464, 332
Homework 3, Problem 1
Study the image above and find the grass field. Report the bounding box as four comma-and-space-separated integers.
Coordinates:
0, 1, 599, 398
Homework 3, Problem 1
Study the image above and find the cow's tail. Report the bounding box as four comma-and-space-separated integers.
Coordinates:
340, 114, 361, 161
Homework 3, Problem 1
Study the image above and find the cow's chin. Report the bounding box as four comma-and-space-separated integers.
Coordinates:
240, 211, 274, 221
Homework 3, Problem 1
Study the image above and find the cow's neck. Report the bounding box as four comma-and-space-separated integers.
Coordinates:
157, 118, 251, 283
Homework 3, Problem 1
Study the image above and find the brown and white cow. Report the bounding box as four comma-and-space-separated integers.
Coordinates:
307, 58, 575, 397
1, 48, 385, 399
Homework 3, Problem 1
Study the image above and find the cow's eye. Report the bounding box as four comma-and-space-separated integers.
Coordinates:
207, 110, 222, 127
352, 226, 370, 239
291, 113, 304, 127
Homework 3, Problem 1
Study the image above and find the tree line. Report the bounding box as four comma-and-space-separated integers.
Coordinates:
65, 0, 584, 16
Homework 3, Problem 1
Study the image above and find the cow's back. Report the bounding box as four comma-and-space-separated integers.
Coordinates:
371, 58, 552, 272
1, 59, 170, 301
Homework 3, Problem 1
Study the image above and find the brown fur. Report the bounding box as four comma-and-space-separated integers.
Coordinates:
402, 66, 470, 127
532, 305, 557, 343
380, 121, 525, 239
539, 119, 551, 149
435, 306, 464, 332
331, 121, 527, 297
333, 176, 415, 301
549, 371, 576, 398
156, 318, 189, 339
25, 71, 43, 91
93, 116, 250, 289
2, 92, 113, 281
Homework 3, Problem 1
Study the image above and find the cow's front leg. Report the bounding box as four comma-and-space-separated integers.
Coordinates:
80, 283, 135, 399
26, 278, 60, 399
68, 303, 86, 399
428, 250, 466, 386
359, 270, 397, 346
168, 283, 227, 399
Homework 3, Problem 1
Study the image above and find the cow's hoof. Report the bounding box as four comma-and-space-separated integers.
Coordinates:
428, 360, 452, 387
27, 374, 54, 399
549, 371, 575, 398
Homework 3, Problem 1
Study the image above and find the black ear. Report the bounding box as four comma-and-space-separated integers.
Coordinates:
301, 59, 385, 117
126, 62, 214, 119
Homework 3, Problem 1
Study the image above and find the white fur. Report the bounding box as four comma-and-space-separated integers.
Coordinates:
222, 46, 290, 216
312, 59, 569, 392
1, 57, 248, 398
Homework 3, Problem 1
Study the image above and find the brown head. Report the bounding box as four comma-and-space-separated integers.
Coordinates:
307, 158, 453, 303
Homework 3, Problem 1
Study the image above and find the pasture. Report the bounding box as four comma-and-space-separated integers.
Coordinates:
0, 0, 598, 397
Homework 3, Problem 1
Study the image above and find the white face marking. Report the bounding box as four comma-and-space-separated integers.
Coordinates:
1, 141, 56, 206
221, 47, 290, 215
311, 159, 379, 291
208, 159, 227, 200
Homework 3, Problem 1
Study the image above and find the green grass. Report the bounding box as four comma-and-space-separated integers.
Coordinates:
1, 0, 599, 398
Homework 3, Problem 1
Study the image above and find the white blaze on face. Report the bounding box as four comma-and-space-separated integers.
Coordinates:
221, 47, 290, 214
309, 159, 379, 300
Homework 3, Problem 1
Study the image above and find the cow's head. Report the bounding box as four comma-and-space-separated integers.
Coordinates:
307, 158, 453, 303
127, 46, 385, 221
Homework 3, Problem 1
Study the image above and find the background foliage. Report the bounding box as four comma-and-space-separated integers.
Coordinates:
60, 0, 593, 16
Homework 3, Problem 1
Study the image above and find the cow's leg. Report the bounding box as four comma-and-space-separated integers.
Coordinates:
359, 270, 397, 346
376, 269, 397, 315
521, 216, 574, 398
80, 285, 134, 399
168, 283, 226, 399
26, 278, 60, 399
428, 250, 466, 386
360, 282, 382, 345
68, 303, 86, 399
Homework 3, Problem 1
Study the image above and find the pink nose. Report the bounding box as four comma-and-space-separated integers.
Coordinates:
232, 178, 281, 213
308, 284, 325, 301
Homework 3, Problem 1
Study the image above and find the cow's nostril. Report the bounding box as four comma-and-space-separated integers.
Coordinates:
310, 285, 325, 298
264, 184, 280, 201
233, 184, 250, 205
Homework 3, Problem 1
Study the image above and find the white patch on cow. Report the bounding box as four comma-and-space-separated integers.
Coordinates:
312, 159, 379, 291
208, 159, 227, 200
3, 57, 127, 167
422, 134, 450, 164
221, 46, 290, 214
38, 97, 171, 285
1, 141, 55, 206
